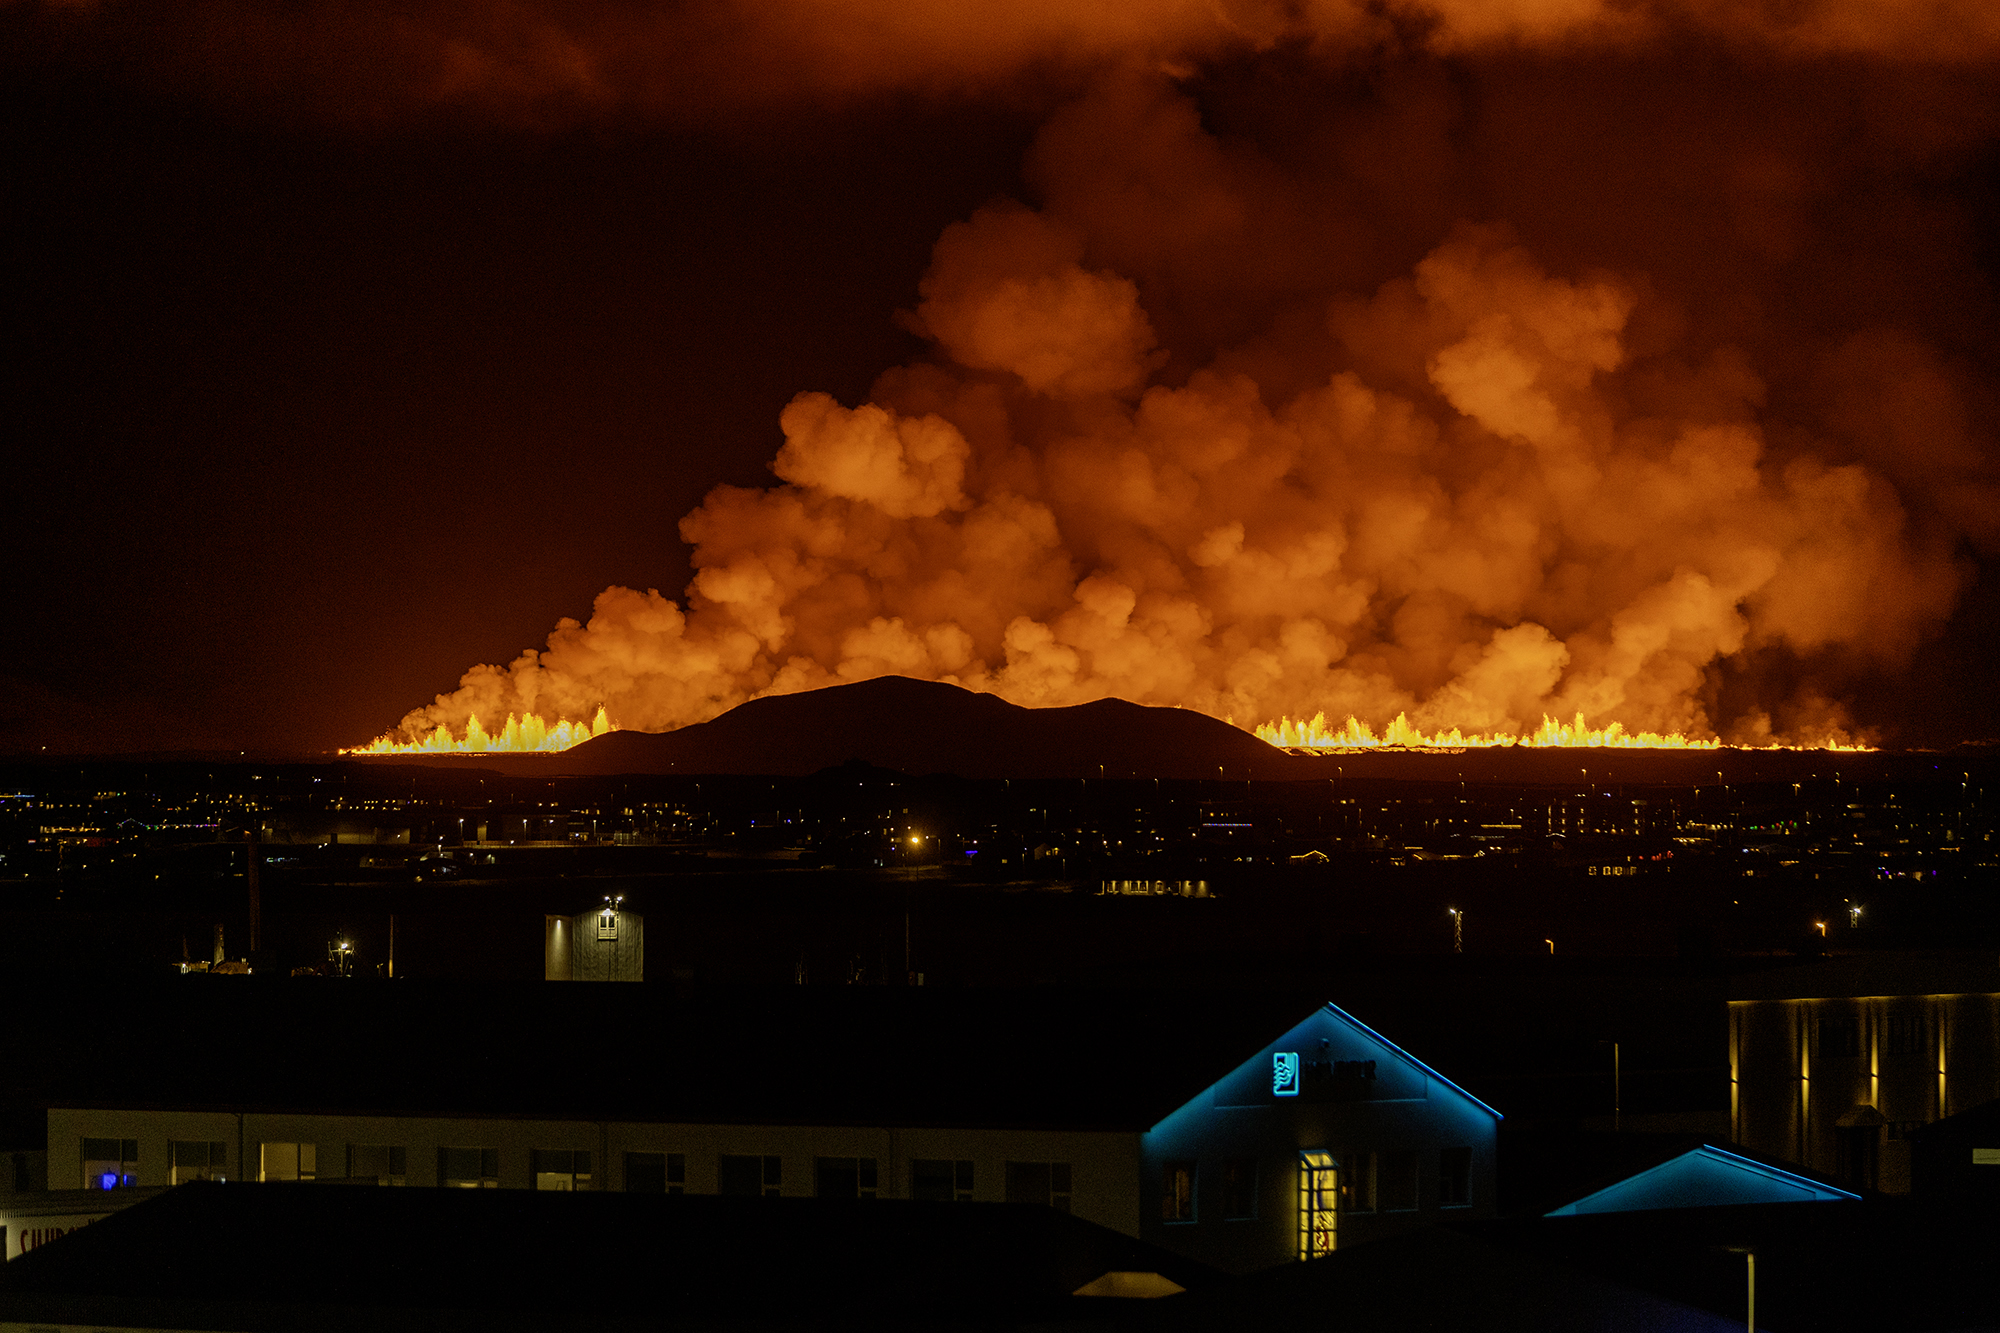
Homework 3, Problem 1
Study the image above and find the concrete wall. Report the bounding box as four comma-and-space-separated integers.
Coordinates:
1731, 991, 2000, 1192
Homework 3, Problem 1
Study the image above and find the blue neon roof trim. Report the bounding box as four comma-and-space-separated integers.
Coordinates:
1315, 1002, 1505, 1122
1545, 1145, 1861, 1216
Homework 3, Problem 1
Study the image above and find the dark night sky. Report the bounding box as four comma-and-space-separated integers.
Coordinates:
5, 4, 2000, 755
3, 86, 1041, 751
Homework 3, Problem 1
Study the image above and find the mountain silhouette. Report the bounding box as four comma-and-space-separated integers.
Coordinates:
541, 676, 1292, 779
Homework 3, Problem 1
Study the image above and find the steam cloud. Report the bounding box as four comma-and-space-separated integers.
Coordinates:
377, 53, 1995, 745
22, 0, 1985, 745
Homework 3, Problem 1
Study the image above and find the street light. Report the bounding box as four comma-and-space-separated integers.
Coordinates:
1448, 908, 1463, 953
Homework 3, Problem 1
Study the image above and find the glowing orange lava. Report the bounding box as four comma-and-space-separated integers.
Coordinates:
344, 706, 615, 756
1253, 711, 1872, 752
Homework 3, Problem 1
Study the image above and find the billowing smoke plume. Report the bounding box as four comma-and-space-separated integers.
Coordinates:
25, 0, 1977, 745
376, 63, 1993, 746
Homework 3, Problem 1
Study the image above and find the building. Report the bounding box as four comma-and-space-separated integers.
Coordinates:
1137, 1000, 1500, 1271
0, 1185, 1218, 1332
1541, 1143, 1859, 1215
1125, 1196, 2000, 1332
0, 1187, 161, 1261
1908, 1096, 2000, 1204
31, 985, 1495, 1273
1727, 954, 2000, 1192
543, 902, 644, 981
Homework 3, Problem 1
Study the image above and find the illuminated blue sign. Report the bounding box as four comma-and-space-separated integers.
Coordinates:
1273, 1051, 1300, 1097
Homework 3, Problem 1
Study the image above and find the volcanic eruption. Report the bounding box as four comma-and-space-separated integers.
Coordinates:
344, 5, 1997, 757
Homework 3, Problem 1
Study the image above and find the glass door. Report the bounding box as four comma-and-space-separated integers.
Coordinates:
1298, 1150, 1338, 1260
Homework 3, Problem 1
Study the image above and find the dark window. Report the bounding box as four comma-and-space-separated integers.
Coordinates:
345, 1144, 405, 1186
170, 1141, 228, 1186
911, 1158, 973, 1202
1341, 1151, 1376, 1213
1439, 1147, 1472, 1207
1220, 1158, 1257, 1219
1163, 1161, 1196, 1222
81, 1138, 138, 1191
1887, 1015, 1929, 1057
1820, 1016, 1862, 1059
1380, 1151, 1419, 1211
628, 1151, 686, 1193
532, 1149, 592, 1191
1005, 1161, 1073, 1212
720, 1154, 781, 1197
626, 1152, 665, 1193
1834, 1125, 1880, 1191
815, 1157, 879, 1200
439, 1147, 499, 1189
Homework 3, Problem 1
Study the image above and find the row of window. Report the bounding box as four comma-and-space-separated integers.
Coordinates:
83, 1139, 1066, 1204
1818, 1015, 1933, 1059
1161, 1148, 1473, 1223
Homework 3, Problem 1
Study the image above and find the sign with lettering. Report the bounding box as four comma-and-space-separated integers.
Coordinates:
1214, 1024, 1425, 1107
3, 1215, 106, 1260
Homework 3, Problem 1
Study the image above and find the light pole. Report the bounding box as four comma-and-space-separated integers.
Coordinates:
1448, 908, 1462, 953
1725, 1247, 1756, 1331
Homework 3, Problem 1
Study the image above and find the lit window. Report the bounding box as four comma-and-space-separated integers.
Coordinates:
260, 1142, 316, 1182
911, 1159, 973, 1201
533, 1149, 593, 1191
719, 1154, 781, 1197
169, 1141, 227, 1185
1003, 1161, 1071, 1212
82, 1138, 138, 1191
1162, 1160, 1196, 1222
346, 1144, 406, 1185
814, 1157, 878, 1200
1298, 1151, 1337, 1259
439, 1147, 499, 1188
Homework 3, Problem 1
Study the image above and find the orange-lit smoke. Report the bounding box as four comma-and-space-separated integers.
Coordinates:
364, 64, 1988, 750
18, 0, 2000, 126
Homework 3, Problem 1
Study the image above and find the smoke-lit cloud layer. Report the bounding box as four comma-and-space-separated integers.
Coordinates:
10, 0, 2000, 125
365, 41, 1997, 745
10, 0, 1993, 747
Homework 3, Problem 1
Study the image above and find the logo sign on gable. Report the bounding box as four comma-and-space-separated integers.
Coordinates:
1214, 1023, 1427, 1107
